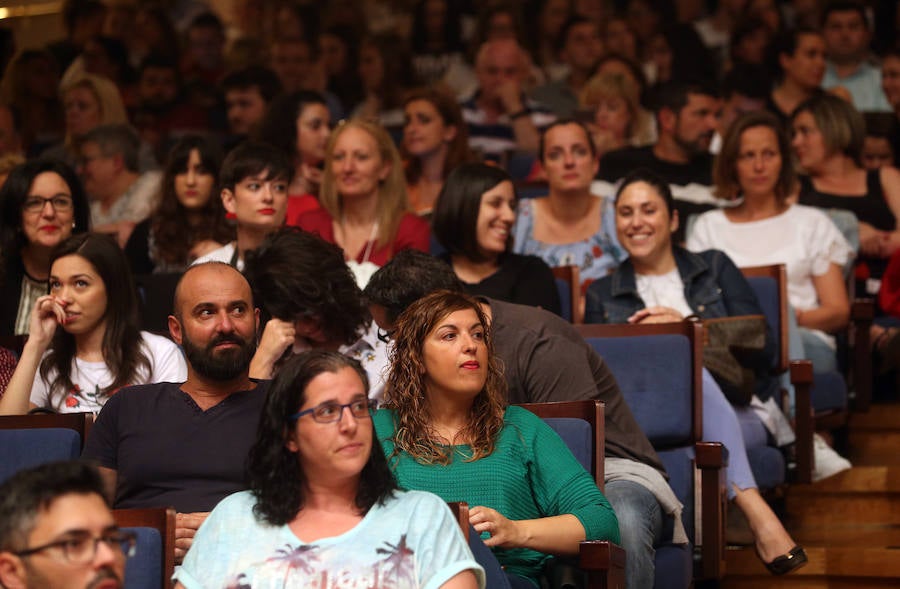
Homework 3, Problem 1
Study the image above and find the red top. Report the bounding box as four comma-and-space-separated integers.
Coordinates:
285, 193, 322, 226
296, 208, 430, 266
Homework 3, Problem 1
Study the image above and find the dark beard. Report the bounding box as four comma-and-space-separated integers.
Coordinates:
181, 331, 257, 381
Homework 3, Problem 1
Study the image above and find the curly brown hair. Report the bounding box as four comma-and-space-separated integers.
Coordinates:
383, 290, 506, 465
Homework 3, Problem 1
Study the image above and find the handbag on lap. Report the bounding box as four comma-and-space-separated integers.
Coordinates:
701, 315, 768, 406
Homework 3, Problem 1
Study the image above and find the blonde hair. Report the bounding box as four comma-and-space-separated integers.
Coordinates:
60, 74, 127, 145
384, 290, 506, 465
320, 119, 409, 249
581, 71, 654, 145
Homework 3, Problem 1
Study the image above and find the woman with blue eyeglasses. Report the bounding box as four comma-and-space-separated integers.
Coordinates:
175, 350, 483, 589
0, 160, 90, 336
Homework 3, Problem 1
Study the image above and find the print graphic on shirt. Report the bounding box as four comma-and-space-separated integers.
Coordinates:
64, 383, 122, 409
223, 535, 418, 588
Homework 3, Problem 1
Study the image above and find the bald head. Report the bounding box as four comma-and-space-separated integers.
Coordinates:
169, 262, 259, 384
173, 262, 253, 321
476, 39, 527, 74
474, 39, 528, 105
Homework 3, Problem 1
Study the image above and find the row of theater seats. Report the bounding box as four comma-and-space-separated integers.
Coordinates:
0, 413, 173, 589
1, 262, 873, 589
1, 321, 718, 588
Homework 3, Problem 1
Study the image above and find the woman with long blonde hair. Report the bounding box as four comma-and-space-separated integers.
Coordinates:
295, 119, 429, 283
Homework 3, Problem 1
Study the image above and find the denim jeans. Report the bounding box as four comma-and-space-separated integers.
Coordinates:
604, 479, 665, 589
465, 526, 512, 588
702, 369, 757, 498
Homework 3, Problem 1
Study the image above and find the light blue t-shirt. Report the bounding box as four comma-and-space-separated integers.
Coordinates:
174, 489, 484, 589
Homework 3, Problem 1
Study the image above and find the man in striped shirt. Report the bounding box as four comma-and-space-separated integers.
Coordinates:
460, 39, 556, 163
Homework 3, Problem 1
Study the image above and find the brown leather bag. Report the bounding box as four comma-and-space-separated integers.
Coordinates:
701, 315, 768, 406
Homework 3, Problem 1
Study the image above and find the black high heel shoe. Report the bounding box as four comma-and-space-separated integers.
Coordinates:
760, 545, 808, 575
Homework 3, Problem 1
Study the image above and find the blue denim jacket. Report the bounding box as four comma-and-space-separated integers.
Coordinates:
585, 247, 778, 399
585, 247, 763, 324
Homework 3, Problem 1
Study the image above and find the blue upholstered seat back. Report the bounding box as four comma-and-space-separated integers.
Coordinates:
746, 275, 781, 369
555, 279, 572, 323
122, 527, 163, 589
584, 334, 693, 448
0, 428, 81, 484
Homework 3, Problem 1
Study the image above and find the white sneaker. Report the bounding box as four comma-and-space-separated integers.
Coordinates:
812, 433, 851, 482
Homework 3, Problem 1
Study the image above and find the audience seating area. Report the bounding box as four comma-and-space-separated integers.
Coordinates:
3, 1, 900, 586
576, 322, 726, 587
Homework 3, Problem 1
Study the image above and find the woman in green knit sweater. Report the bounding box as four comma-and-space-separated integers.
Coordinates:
373, 290, 620, 588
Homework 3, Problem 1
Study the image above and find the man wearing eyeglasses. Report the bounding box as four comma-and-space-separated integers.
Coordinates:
0, 461, 133, 589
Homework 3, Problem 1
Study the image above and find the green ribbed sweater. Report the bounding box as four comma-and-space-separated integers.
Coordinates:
373, 406, 620, 586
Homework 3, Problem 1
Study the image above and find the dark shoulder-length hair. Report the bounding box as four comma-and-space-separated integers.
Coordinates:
768, 26, 823, 84
384, 290, 506, 465
0, 160, 90, 279
246, 351, 397, 526
402, 86, 474, 185
713, 110, 795, 203
41, 233, 150, 410
432, 163, 512, 263
255, 90, 329, 162
151, 135, 232, 267
243, 227, 370, 347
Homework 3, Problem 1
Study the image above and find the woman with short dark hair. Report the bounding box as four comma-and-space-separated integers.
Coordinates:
765, 27, 826, 125
243, 227, 371, 381
433, 163, 560, 314
174, 350, 483, 589
585, 168, 809, 574
0, 160, 90, 335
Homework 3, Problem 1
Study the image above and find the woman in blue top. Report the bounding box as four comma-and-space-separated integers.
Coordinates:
512, 120, 625, 290
584, 170, 807, 576
374, 290, 619, 588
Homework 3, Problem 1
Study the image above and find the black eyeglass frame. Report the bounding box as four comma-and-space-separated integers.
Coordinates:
289, 399, 377, 423
14, 530, 137, 563
21, 195, 75, 214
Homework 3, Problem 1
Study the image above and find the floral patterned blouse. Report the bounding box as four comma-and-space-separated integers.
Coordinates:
512, 196, 626, 290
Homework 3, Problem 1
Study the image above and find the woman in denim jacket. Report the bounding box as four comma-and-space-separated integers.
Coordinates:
584, 170, 808, 576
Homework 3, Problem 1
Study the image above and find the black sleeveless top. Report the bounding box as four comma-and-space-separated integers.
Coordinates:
798, 169, 896, 232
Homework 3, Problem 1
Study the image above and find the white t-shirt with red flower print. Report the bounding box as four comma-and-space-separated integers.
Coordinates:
29, 332, 187, 414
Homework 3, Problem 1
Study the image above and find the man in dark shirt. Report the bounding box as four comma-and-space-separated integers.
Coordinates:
599, 81, 722, 241
82, 262, 264, 562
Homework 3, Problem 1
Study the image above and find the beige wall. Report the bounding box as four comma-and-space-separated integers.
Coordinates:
1, 3, 64, 50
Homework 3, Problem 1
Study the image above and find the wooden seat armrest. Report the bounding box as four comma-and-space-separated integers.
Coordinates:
694, 441, 726, 469
447, 501, 469, 541
579, 541, 626, 589
789, 360, 814, 484
849, 298, 874, 412
694, 441, 726, 581
113, 507, 176, 589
